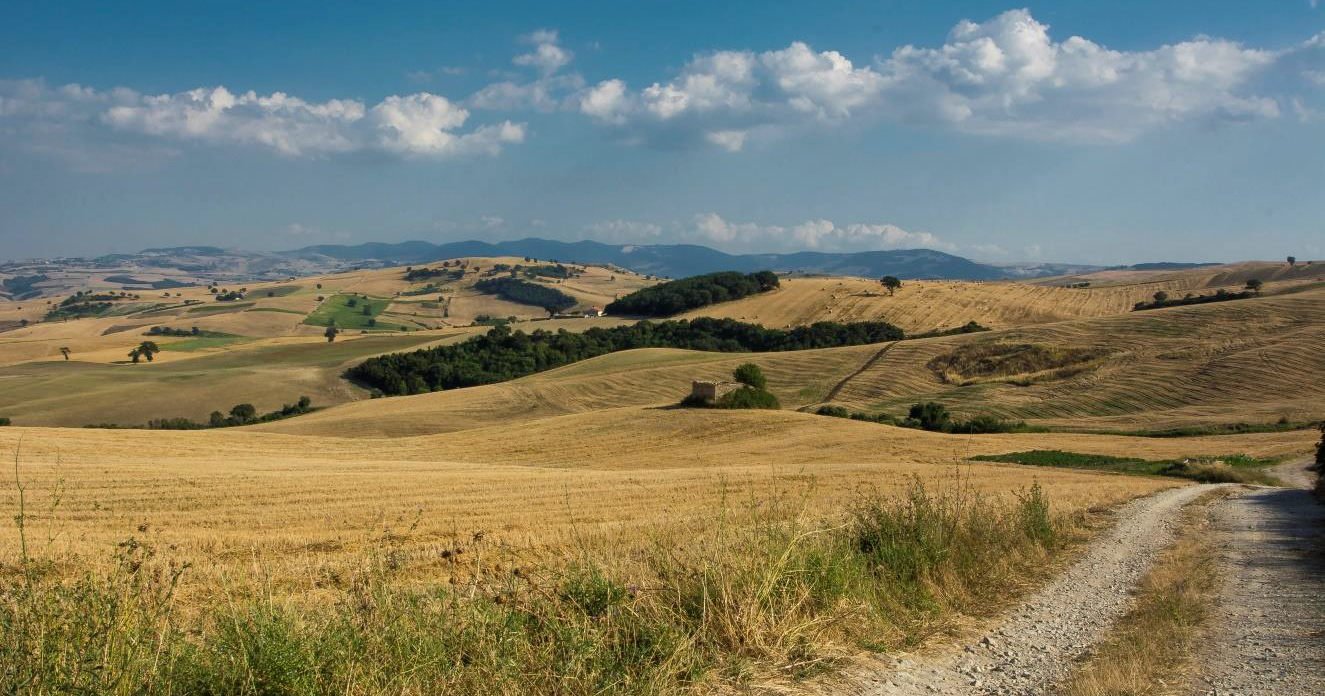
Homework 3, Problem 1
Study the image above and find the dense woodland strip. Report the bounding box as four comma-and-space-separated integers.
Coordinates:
1132, 288, 1255, 311
473, 277, 578, 313
605, 271, 780, 316
347, 317, 905, 395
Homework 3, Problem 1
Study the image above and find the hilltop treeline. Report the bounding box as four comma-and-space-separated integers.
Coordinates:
1132, 289, 1255, 311
606, 271, 780, 317
347, 318, 904, 395
405, 267, 464, 282
473, 277, 577, 313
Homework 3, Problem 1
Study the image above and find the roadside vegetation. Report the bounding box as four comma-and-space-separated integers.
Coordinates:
972, 450, 1281, 484
347, 318, 904, 396
606, 271, 780, 317
473, 277, 577, 314
1, 477, 1078, 696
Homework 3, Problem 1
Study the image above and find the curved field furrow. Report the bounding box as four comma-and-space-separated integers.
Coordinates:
823, 290, 1325, 428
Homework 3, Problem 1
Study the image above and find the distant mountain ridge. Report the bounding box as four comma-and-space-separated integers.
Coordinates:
283, 238, 1013, 280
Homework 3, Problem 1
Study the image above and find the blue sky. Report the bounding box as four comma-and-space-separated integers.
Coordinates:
1, 0, 1322, 264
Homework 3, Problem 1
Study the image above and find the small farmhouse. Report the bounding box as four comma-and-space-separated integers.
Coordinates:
690, 380, 741, 403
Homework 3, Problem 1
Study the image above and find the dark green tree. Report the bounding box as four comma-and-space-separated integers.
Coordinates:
325, 326, 339, 343
1287, 256, 1296, 266
229, 403, 257, 422
908, 402, 951, 431
209, 411, 225, 427
59, 346, 70, 360
732, 363, 767, 390
881, 276, 902, 296
1246, 278, 1263, 293
137, 341, 160, 362
1153, 290, 1169, 304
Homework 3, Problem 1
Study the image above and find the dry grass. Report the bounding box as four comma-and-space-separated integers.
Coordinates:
1058, 489, 1230, 696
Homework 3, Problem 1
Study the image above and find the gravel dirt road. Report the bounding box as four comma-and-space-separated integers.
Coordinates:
851, 485, 1220, 696
1193, 460, 1324, 695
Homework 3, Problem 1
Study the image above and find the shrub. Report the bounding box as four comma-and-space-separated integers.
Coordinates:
715, 386, 780, 410
732, 363, 767, 390
908, 402, 951, 431
0, 417, 10, 426
816, 405, 850, 418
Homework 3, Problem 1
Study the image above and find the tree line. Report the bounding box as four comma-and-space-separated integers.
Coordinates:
605, 271, 780, 317
473, 277, 577, 314
86, 396, 314, 430
816, 401, 1040, 434
1133, 286, 1257, 311
346, 317, 905, 396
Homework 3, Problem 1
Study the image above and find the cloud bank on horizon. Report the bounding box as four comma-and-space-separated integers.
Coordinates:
1, 7, 1323, 261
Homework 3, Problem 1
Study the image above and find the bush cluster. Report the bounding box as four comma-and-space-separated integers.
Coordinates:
606, 270, 780, 317
348, 317, 904, 396
816, 401, 1037, 434
473, 277, 577, 313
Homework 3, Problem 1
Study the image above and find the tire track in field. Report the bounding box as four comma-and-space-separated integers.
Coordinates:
821, 342, 896, 404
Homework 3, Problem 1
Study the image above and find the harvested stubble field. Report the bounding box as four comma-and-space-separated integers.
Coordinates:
2, 408, 1311, 600
674, 262, 1319, 334
821, 288, 1325, 430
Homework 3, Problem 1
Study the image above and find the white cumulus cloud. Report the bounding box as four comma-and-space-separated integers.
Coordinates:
578, 8, 1301, 148
1, 79, 525, 163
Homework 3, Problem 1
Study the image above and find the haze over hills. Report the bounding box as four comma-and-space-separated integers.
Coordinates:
3, 237, 1238, 297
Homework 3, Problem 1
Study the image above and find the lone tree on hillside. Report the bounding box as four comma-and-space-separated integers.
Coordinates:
1153, 290, 1169, 304
1288, 256, 1297, 266
324, 326, 339, 343
59, 346, 70, 360
1245, 278, 1264, 293
128, 341, 160, 363
880, 276, 902, 296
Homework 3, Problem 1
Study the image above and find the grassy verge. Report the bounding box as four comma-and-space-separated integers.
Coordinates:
2, 479, 1078, 695
1058, 490, 1227, 696
972, 450, 1281, 485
